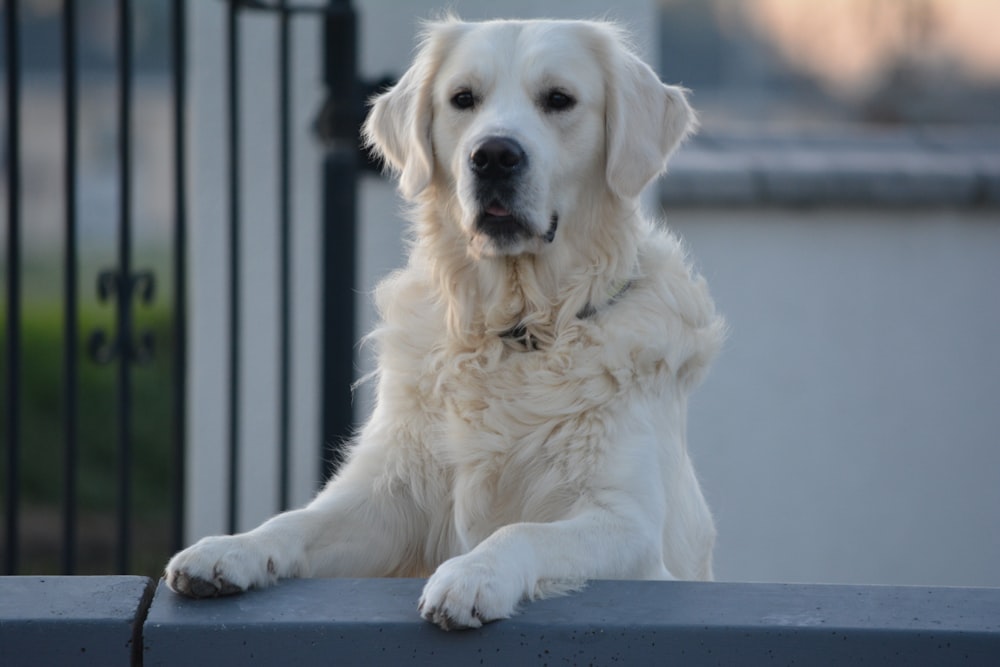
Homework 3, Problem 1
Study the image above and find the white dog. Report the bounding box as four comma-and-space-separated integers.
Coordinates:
166, 16, 724, 631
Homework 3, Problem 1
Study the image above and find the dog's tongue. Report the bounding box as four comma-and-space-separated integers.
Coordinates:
486, 203, 512, 218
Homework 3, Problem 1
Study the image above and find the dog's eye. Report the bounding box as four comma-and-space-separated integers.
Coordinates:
543, 90, 576, 112
451, 90, 476, 110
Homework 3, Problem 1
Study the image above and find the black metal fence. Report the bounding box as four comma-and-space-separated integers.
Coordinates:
1, 0, 361, 576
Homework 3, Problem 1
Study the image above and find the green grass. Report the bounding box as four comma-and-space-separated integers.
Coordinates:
1, 298, 178, 576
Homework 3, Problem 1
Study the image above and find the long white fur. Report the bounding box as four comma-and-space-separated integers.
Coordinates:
165, 16, 724, 631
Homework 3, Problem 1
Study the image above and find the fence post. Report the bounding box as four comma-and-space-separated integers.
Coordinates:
319, 1, 359, 483
4, 0, 24, 577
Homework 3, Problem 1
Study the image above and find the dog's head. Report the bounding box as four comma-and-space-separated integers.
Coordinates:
364, 17, 694, 259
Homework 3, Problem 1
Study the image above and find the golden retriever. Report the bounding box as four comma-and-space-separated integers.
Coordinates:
166, 16, 724, 631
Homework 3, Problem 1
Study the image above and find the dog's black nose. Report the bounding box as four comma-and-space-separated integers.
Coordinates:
470, 137, 526, 180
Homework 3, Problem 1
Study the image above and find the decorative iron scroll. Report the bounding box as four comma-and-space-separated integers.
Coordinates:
88, 269, 157, 366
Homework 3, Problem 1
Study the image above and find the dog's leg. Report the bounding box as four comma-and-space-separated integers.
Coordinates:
166, 444, 431, 598
166, 506, 332, 598
418, 505, 668, 630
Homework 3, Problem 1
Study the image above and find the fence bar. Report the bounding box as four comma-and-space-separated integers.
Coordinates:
115, 0, 135, 574
277, 1, 292, 511
226, 1, 242, 534
4, 0, 23, 576
62, 0, 80, 575
171, 0, 189, 552
320, 1, 358, 483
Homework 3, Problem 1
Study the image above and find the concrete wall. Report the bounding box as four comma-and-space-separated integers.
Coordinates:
3, 576, 999, 666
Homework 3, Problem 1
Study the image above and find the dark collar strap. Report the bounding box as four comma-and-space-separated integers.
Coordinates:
500, 279, 634, 348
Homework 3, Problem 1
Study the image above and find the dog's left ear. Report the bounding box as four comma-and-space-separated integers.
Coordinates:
363, 50, 436, 200
605, 46, 695, 200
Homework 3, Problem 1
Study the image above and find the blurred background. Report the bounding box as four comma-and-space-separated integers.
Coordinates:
663, 0, 1000, 128
1, 0, 998, 587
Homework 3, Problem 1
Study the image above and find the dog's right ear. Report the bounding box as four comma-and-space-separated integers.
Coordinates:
363, 45, 437, 200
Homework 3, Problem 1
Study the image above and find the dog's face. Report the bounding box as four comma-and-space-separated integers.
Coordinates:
430, 22, 607, 258
365, 18, 694, 259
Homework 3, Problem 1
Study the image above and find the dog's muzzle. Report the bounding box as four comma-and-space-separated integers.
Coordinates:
470, 136, 556, 245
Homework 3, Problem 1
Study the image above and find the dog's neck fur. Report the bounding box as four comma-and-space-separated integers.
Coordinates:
415, 187, 642, 350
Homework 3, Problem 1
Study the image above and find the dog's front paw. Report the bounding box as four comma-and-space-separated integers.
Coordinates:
419, 553, 525, 630
165, 534, 278, 598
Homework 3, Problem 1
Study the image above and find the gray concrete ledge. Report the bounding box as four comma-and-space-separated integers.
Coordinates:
2, 576, 998, 665
664, 129, 1000, 207
143, 578, 1000, 666
0, 576, 154, 667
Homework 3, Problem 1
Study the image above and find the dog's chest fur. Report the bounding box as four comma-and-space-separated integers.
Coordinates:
409, 295, 678, 549
428, 336, 620, 546
371, 227, 721, 552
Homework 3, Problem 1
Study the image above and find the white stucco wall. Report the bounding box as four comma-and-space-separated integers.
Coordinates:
670, 207, 1000, 587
